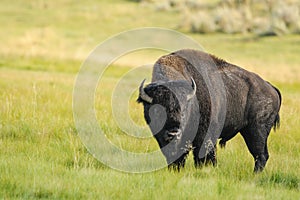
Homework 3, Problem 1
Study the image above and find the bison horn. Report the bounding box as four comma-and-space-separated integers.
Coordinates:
187, 77, 196, 101
139, 79, 153, 103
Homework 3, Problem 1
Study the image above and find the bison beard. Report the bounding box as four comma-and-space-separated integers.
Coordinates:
137, 49, 281, 173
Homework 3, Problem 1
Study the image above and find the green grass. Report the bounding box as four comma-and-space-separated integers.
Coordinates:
0, 0, 300, 199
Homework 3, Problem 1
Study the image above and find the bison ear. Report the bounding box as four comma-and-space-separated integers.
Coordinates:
187, 77, 196, 101
137, 79, 153, 104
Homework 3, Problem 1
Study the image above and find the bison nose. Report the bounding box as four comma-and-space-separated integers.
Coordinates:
164, 129, 182, 142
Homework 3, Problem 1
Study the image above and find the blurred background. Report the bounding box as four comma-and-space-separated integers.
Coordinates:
2, 0, 300, 63
139, 0, 300, 35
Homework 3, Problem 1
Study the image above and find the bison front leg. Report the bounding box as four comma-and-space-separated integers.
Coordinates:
167, 153, 188, 171
193, 144, 217, 168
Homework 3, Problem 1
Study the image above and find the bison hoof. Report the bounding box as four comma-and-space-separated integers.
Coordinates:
168, 163, 184, 172
254, 155, 267, 173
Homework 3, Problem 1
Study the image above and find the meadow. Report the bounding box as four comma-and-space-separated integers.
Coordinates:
0, 0, 300, 199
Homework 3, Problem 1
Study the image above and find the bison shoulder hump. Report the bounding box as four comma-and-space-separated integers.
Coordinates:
156, 54, 189, 75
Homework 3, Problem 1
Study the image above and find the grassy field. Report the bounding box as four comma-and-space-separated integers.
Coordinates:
0, 0, 300, 199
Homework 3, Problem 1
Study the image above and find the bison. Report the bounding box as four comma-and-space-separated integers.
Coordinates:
137, 49, 281, 172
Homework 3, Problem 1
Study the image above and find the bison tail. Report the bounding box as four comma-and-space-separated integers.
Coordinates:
272, 85, 281, 132
219, 139, 226, 148
273, 114, 280, 131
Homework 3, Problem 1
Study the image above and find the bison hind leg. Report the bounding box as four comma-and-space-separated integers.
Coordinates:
240, 124, 272, 173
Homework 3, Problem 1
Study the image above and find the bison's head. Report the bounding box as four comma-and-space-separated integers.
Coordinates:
137, 78, 199, 167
